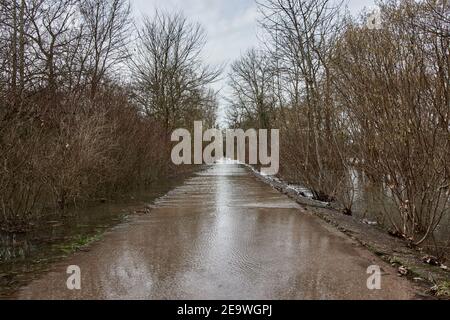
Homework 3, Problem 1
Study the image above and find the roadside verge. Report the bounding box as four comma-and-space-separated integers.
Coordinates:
249, 168, 450, 299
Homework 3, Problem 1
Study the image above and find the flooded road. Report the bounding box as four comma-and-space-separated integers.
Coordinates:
13, 164, 418, 299
0, 169, 196, 297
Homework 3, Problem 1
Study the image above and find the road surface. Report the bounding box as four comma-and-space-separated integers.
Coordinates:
14, 164, 418, 299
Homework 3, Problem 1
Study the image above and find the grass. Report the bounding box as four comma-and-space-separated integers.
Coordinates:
56, 232, 104, 254
433, 281, 450, 298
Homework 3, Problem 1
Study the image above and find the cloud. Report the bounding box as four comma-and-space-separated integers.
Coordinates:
132, 0, 258, 66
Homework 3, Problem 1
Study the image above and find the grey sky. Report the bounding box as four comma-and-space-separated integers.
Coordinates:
132, 0, 376, 124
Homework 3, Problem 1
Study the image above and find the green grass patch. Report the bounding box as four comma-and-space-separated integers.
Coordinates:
434, 281, 450, 298
56, 232, 104, 254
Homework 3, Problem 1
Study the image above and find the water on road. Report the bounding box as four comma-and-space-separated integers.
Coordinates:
13, 164, 418, 299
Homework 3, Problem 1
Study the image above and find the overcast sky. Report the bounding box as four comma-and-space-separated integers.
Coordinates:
132, 0, 377, 124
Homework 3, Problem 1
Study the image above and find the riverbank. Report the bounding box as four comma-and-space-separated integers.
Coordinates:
251, 170, 450, 299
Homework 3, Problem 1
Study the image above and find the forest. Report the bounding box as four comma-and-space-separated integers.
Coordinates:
0, 0, 219, 232
227, 0, 449, 248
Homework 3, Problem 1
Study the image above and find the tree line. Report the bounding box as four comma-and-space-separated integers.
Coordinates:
0, 0, 219, 231
228, 0, 449, 246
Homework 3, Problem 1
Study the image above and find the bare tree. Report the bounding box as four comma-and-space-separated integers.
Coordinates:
0, 0, 27, 109
228, 48, 276, 129
80, 0, 132, 99
29, 0, 72, 90
0, 2, 222, 230
132, 11, 221, 133
255, 0, 346, 200
332, 0, 449, 244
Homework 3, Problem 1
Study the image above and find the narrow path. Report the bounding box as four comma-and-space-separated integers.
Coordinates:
15, 164, 418, 299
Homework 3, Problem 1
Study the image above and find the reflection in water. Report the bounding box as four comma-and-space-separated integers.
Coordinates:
349, 169, 449, 250
0, 171, 195, 297
288, 167, 449, 253
12, 164, 416, 300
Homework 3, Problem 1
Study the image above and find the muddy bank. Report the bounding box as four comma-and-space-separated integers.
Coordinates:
251, 171, 450, 298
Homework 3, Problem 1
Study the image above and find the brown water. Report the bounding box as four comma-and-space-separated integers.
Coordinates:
286, 168, 449, 254
10, 164, 418, 300
0, 170, 196, 297
349, 169, 450, 254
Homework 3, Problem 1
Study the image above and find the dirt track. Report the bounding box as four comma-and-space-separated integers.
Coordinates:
14, 164, 419, 300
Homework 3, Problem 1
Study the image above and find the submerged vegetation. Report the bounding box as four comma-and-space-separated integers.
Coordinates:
0, 0, 448, 300
0, 0, 219, 232
227, 0, 449, 249
0, 0, 448, 285
432, 281, 450, 297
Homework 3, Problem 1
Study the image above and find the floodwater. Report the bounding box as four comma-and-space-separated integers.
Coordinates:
10, 164, 417, 300
285, 169, 450, 254
349, 170, 450, 253
0, 171, 195, 297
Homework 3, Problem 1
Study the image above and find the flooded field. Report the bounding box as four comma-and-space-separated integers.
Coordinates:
284, 169, 450, 256
350, 171, 450, 255
0, 170, 197, 297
